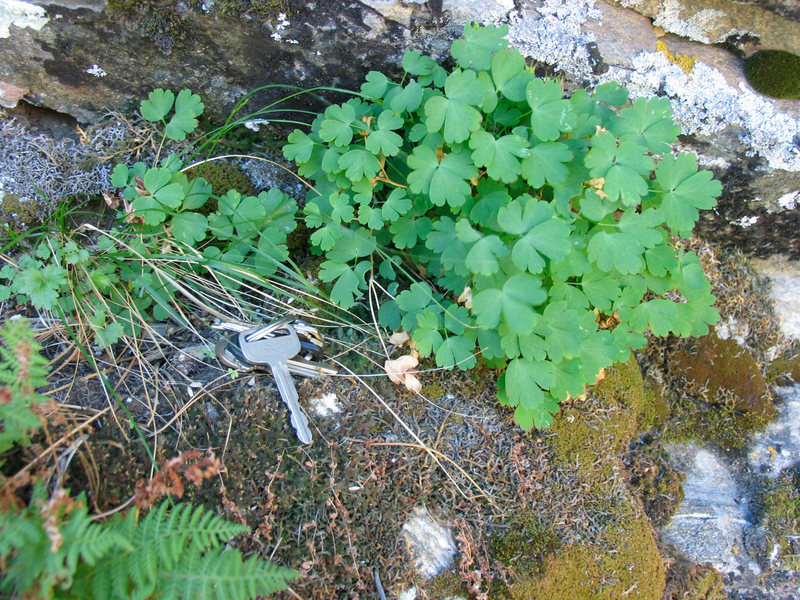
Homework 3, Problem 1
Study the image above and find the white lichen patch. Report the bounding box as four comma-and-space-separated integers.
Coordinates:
507, 0, 601, 81
0, 0, 49, 38
777, 191, 799, 211
86, 64, 106, 77
310, 392, 341, 417
397, 588, 417, 600
715, 315, 749, 347
748, 389, 800, 478
750, 257, 800, 340
601, 52, 800, 171
651, 0, 727, 44
269, 11, 292, 42
401, 507, 456, 578
442, 0, 514, 25
732, 215, 759, 228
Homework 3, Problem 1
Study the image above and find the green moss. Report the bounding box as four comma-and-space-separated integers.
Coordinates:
667, 393, 772, 450
745, 50, 800, 99
184, 160, 257, 214
1, 193, 44, 233
212, 0, 289, 19
508, 511, 664, 600
420, 383, 445, 400
550, 356, 646, 476
766, 350, 800, 385
759, 468, 800, 569
506, 357, 665, 599
492, 518, 560, 575
669, 334, 773, 417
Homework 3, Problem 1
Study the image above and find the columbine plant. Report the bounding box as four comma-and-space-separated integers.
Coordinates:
283, 23, 721, 429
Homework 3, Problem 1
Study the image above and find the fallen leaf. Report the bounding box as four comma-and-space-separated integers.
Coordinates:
384, 354, 422, 392
458, 286, 473, 309
388, 331, 410, 346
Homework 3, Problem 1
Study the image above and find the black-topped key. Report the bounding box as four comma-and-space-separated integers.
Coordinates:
238, 326, 313, 445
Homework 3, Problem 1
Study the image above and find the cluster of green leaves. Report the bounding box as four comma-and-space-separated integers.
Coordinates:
0, 319, 49, 455
0, 89, 298, 347
0, 493, 297, 599
283, 23, 722, 429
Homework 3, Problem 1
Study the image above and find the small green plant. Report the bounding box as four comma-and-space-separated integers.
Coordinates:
0, 319, 297, 599
0, 318, 49, 455
0, 88, 300, 347
283, 23, 722, 429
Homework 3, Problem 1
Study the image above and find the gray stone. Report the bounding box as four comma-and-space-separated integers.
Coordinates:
748, 386, 800, 477
661, 444, 760, 576
401, 507, 456, 578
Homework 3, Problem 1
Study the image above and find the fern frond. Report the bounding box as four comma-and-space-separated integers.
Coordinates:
160, 546, 298, 600
0, 318, 49, 453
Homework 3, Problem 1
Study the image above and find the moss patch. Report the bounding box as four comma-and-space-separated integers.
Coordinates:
497, 358, 665, 600
759, 467, 800, 569
512, 511, 664, 600
661, 552, 726, 600
745, 49, 800, 99
669, 333, 773, 417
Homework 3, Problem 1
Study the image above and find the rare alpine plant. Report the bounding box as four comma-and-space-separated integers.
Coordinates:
283, 23, 721, 429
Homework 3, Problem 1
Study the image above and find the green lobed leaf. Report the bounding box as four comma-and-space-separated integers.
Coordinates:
491, 48, 534, 102
283, 130, 317, 163
319, 103, 357, 146
407, 146, 477, 208
451, 22, 509, 71
171, 212, 208, 246
361, 70, 389, 100
365, 110, 404, 156
520, 142, 573, 188
436, 335, 477, 370
654, 153, 721, 236
497, 196, 572, 274
472, 273, 546, 334
610, 96, 679, 154
469, 131, 529, 183
338, 149, 381, 182
526, 79, 577, 142
140, 88, 174, 122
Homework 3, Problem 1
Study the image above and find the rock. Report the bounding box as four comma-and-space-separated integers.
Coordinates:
751, 257, 800, 340
0, 0, 798, 259
748, 386, 800, 478
661, 444, 760, 576
401, 506, 456, 578
609, 0, 800, 53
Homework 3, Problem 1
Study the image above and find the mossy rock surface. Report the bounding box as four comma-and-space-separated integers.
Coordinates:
759, 467, 800, 569
500, 358, 666, 600
668, 333, 773, 417
745, 49, 800, 99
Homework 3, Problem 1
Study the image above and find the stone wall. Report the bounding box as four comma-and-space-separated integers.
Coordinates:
1, 0, 798, 256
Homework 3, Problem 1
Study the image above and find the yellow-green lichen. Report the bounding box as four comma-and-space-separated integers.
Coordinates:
1, 193, 44, 233
657, 40, 698, 75
745, 49, 800, 99
549, 356, 648, 476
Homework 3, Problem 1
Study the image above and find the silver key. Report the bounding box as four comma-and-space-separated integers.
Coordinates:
238, 326, 313, 445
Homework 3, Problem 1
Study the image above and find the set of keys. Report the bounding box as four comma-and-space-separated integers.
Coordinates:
214, 317, 337, 445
